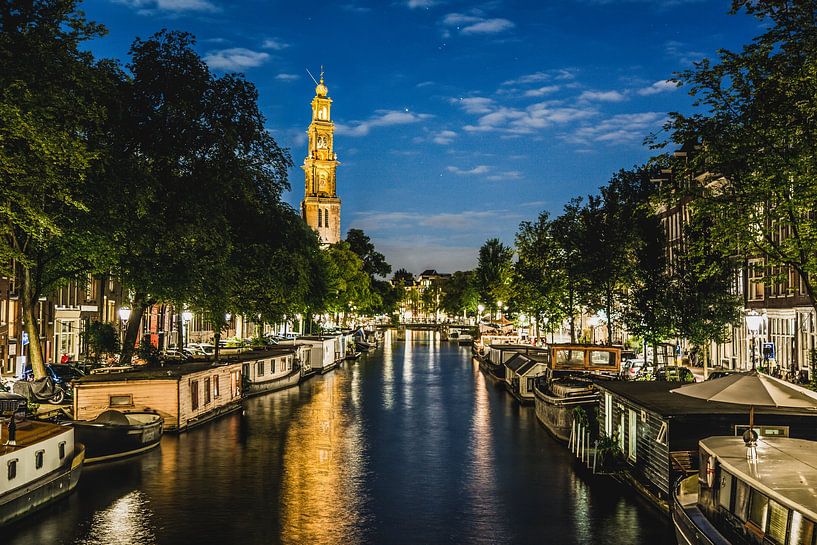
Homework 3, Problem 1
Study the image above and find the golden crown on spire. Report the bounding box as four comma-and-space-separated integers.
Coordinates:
315, 65, 328, 97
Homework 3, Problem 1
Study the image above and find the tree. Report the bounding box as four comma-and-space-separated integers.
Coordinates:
441, 271, 479, 319
322, 242, 374, 319
346, 228, 391, 278
512, 212, 570, 338
0, 0, 116, 378
655, 0, 817, 316
82, 322, 120, 365
474, 238, 514, 308
550, 199, 589, 342
392, 268, 414, 286
105, 31, 292, 364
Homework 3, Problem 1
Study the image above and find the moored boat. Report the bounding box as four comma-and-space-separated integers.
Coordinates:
532, 344, 621, 441
0, 392, 85, 527
672, 435, 817, 545
72, 410, 163, 464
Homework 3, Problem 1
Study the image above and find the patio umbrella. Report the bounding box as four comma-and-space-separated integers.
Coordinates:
671, 370, 817, 445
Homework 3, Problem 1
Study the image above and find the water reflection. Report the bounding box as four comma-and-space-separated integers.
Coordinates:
77, 491, 156, 545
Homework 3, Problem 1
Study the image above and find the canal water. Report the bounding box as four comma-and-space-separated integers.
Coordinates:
6, 331, 673, 545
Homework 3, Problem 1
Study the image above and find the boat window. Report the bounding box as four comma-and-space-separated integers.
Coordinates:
7, 459, 17, 480
604, 393, 613, 438
788, 511, 815, 545
734, 479, 750, 521
214, 376, 220, 398
257, 360, 265, 377
272, 358, 277, 374
59, 441, 66, 460
191, 380, 199, 410
204, 377, 211, 405
590, 351, 616, 367
628, 410, 637, 461
554, 349, 584, 369
109, 394, 133, 407
618, 414, 625, 452
766, 498, 789, 545
35, 449, 44, 470
656, 422, 667, 445
748, 489, 769, 529
718, 470, 733, 510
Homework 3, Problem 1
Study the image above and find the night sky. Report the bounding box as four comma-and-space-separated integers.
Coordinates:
81, 0, 760, 274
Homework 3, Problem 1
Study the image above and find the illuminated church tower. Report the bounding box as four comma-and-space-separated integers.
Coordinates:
301, 70, 341, 245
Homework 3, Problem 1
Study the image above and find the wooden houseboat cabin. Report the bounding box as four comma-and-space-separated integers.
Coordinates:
74, 361, 243, 432
242, 347, 301, 397
503, 353, 548, 404
297, 336, 342, 374
596, 381, 817, 503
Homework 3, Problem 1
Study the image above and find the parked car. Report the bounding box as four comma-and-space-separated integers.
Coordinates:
161, 348, 191, 362
706, 368, 738, 381
188, 343, 215, 356
620, 359, 652, 380
653, 365, 696, 383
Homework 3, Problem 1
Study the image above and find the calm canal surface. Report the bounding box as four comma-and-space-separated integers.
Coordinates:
7, 331, 673, 545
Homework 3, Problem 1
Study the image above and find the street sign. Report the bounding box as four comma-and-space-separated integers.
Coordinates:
21, 332, 28, 346
763, 342, 775, 361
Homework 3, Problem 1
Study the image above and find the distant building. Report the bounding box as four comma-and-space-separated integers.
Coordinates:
301, 70, 341, 245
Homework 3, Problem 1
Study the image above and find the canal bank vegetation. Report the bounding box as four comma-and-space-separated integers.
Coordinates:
0, 0, 396, 377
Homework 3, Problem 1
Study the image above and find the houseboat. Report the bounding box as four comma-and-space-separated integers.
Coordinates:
596, 381, 817, 505
1, 392, 85, 526
673, 436, 817, 545
298, 336, 343, 374
503, 353, 548, 405
72, 410, 163, 464
480, 343, 544, 381
242, 347, 301, 397
533, 344, 621, 442
73, 361, 244, 432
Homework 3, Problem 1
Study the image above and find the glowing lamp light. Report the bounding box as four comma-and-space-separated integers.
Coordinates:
745, 310, 764, 334
182, 310, 193, 322
477, 304, 485, 313
118, 307, 131, 322
225, 313, 232, 321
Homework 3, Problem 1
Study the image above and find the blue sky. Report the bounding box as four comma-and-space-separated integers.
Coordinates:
82, 0, 759, 274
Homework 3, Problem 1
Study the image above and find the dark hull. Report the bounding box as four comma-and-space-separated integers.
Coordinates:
671, 480, 732, 545
73, 414, 163, 464
246, 368, 301, 397
533, 386, 598, 442
0, 444, 85, 527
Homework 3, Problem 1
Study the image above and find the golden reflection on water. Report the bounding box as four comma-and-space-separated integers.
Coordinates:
77, 491, 157, 545
279, 371, 366, 545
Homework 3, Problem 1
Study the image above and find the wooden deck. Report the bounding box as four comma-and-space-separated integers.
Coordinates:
0, 420, 70, 455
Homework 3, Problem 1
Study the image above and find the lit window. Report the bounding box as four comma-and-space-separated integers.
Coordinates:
748, 489, 769, 528
655, 422, 667, 445
789, 511, 815, 545
767, 499, 789, 545
109, 395, 133, 407
718, 471, 733, 510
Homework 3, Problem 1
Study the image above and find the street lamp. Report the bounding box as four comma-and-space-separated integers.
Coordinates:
118, 307, 131, 348
182, 310, 193, 348
496, 301, 503, 321
477, 304, 485, 323
745, 309, 764, 370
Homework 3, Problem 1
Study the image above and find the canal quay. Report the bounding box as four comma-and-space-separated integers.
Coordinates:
5, 331, 671, 545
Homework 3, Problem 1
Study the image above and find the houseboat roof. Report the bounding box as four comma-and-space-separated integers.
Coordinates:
77, 360, 243, 383
506, 353, 548, 375
596, 381, 817, 418
701, 436, 817, 521
0, 419, 72, 456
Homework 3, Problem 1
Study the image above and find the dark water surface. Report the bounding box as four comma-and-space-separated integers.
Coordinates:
6, 331, 674, 545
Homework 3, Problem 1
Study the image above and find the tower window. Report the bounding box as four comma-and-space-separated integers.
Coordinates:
318, 209, 322, 227
325, 209, 329, 229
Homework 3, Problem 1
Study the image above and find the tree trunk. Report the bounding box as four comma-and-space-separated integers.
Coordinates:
568, 285, 576, 343
606, 292, 614, 346
120, 294, 148, 366
20, 266, 46, 378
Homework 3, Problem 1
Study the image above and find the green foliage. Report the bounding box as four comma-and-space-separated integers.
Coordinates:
137, 338, 160, 367
474, 238, 514, 307
441, 271, 479, 317
654, 0, 817, 312
346, 229, 392, 278
322, 241, 374, 313
392, 268, 414, 286
82, 322, 120, 364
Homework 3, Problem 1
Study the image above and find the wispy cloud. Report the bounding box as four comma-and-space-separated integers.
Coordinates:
113, 0, 218, 13
275, 73, 300, 82
433, 130, 458, 145
407, 0, 437, 8
463, 101, 596, 135
523, 85, 560, 97
335, 109, 433, 137
451, 96, 495, 114
341, 2, 371, 12
664, 40, 706, 65
637, 79, 678, 95
486, 170, 523, 181
501, 69, 575, 86
204, 48, 269, 70
262, 38, 289, 50
446, 165, 490, 175
442, 12, 515, 35
578, 90, 628, 102
564, 112, 666, 145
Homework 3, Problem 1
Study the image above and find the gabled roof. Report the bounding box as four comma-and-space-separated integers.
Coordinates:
506, 353, 547, 374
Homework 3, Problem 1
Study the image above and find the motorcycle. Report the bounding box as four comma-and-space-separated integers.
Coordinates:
12, 376, 70, 404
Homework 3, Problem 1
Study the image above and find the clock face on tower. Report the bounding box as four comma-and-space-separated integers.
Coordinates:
317, 135, 327, 149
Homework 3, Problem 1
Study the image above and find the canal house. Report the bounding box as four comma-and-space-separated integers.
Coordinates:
74, 361, 244, 432
595, 381, 817, 503
242, 347, 301, 397
503, 353, 548, 404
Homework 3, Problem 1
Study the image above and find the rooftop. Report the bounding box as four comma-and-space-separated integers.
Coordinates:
702, 436, 817, 520
77, 359, 246, 383
595, 380, 817, 417
0, 419, 72, 456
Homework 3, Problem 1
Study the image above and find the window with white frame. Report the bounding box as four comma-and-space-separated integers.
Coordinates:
748, 258, 765, 301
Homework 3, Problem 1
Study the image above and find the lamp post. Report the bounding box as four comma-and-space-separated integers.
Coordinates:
477, 304, 485, 324
118, 307, 131, 351
182, 310, 193, 348
745, 309, 764, 371
496, 301, 503, 321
